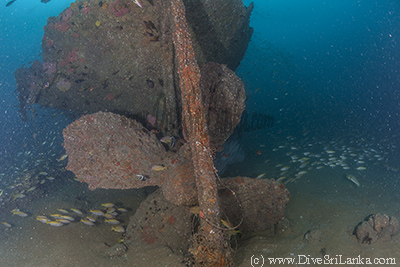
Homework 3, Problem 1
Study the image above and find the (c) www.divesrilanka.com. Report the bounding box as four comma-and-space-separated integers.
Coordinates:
250, 255, 396, 266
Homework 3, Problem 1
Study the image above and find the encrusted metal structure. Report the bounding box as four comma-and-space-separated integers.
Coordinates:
15, 0, 253, 138
19, 1, 293, 266
170, 0, 232, 264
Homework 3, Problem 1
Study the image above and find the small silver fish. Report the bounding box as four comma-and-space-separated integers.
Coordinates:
90, 210, 104, 216
256, 173, 266, 179
105, 219, 121, 225
1, 222, 12, 228
60, 215, 74, 221
13, 193, 26, 201
57, 154, 68, 162
57, 208, 69, 214
12, 211, 28, 217
27, 186, 36, 192
81, 219, 95, 226
346, 174, 360, 187
70, 208, 83, 215
55, 219, 70, 224
47, 221, 64, 227
133, 0, 142, 8
117, 208, 128, 212
111, 226, 125, 233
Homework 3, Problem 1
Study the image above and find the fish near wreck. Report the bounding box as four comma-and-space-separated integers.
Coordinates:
6, 0, 17, 7
151, 165, 166, 171
111, 225, 125, 233
133, 0, 143, 8
346, 174, 360, 187
160, 136, 175, 149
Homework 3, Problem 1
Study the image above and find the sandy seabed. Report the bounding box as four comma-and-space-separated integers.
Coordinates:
0, 166, 399, 267
234, 167, 400, 267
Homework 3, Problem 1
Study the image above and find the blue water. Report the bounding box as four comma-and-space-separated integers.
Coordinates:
239, 0, 400, 139
0, 0, 400, 265
0, 0, 76, 156
214, 0, 400, 179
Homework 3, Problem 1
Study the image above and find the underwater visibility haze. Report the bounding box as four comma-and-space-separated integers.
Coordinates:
0, 0, 400, 266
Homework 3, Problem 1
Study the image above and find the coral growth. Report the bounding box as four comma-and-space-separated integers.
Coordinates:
46, 8, 73, 33
59, 48, 79, 69
15, 0, 252, 137
354, 213, 399, 244
62, 111, 198, 205
56, 78, 71, 92
55, 22, 70, 33
82, 7, 91, 15
62, 8, 73, 21
46, 39, 55, 47
110, 0, 130, 17
42, 35, 55, 47
125, 189, 193, 251
140, 225, 158, 245
63, 112, 167, 190
42, 62, 57, 76
124, 177, 289, 255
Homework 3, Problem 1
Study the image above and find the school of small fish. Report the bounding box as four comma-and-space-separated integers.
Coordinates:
2, 203, 128, 236
0, 117, 73, 210
255, 135, 394, 185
